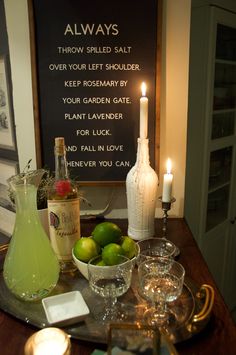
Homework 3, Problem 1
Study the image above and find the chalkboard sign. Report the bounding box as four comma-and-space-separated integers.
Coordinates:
28, 0, 161, 184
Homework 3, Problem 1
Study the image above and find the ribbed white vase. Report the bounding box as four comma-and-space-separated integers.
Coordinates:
126, 138, 158, 240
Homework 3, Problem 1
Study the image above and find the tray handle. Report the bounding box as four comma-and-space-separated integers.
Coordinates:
187, 284, 215, 333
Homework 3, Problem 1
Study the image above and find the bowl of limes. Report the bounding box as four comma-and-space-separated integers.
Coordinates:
72, 222, 140, 279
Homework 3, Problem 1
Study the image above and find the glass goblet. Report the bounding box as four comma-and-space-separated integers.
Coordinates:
137, 237, 177, 265
138, 257, 185, 326
88, 255, 134, 323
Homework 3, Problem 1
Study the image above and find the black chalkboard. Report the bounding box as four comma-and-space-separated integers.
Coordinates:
29, 0, 160, 184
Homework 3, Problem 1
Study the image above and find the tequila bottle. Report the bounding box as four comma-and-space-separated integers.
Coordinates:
48, 137, 81, 273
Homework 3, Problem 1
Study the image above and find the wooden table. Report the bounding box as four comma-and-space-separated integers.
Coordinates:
0, 218, 235, 354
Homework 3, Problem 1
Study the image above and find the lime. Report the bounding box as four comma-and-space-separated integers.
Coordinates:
89, 256, 106, 266
73, 237, 101, 263
120, 236, 137, 259
92, 222, 122, 247
102, 243, 125, 266
95, 259, 106, 266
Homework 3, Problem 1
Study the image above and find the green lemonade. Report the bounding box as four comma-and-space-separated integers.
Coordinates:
3, 184, 59, 301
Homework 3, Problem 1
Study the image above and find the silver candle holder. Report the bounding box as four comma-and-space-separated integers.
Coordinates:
158, 196, 180, 256
158, 196, 176, 239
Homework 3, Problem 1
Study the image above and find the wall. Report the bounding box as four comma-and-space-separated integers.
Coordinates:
192, 0, 236, 12
160, 0, 190, 218
4, 0, 36, 167
4, 0, 191, 219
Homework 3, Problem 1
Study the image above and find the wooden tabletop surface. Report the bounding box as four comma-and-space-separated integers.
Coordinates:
0, 218, 235, 354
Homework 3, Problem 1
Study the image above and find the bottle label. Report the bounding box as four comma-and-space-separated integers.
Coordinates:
48, 198, 80, 261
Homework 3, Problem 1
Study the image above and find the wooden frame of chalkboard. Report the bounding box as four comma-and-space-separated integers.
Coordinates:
27, 0, 162, 186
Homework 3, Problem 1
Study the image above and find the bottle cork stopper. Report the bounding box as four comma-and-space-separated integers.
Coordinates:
55, 137, 65, 147
55, 137, 65, 155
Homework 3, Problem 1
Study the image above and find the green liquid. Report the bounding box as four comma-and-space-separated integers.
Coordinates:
3, 185, 60, 301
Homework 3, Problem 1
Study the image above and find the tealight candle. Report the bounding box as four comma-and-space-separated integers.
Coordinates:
162, 158, 173, 202
140, 82, 148, 139
24, 328, 71, 355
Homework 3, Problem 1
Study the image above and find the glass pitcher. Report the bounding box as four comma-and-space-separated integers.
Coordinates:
3, 170, 60, 301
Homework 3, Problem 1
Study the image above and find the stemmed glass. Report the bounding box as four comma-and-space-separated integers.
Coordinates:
88, 255, 134, 323
136, 238, 177, 265
138, 257, 185, 326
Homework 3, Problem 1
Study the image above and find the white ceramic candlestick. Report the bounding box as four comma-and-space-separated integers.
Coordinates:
126, 138, 158, 240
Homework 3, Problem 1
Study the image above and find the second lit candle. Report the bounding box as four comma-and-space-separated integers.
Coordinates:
162, 158, 173, 202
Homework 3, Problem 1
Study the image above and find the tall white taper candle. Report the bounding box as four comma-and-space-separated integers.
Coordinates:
162, 158, 173, 202
140, 82, 148, 139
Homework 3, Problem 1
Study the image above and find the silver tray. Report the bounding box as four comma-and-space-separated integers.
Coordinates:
0, 264, 214, 344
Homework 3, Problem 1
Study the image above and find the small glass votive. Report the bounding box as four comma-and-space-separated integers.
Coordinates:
24, 327, 71, 355
107, 322, 160, 355
107, 322, 179, 355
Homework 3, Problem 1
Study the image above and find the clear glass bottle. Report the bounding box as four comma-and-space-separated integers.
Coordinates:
48, 137, 80, 273
126, 138, 158, 240
3, 170, 60, 301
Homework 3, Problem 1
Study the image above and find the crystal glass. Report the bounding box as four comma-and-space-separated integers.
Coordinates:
3, 170, 60, 301
138, 257, 185, 326
88, 255, 133, 323
136, 237, 176, 265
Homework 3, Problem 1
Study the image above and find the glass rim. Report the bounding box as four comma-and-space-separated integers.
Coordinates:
138, 256, 185, 276
137, 237, 176, 247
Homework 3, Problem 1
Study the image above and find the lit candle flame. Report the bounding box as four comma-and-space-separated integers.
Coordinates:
141, 82, 146, 97
166, 158, 172, 174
